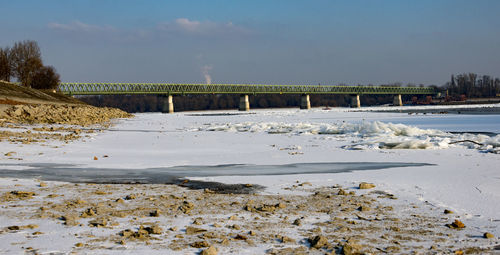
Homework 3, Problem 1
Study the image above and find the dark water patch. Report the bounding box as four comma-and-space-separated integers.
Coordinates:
449, 131, 498, 137
370, 106, 500, 115
186, 112, 256, 117
81, 128, 179, 133
0, 162, 434, 189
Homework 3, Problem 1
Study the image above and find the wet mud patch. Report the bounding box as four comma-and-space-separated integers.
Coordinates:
175, 179, 264, 194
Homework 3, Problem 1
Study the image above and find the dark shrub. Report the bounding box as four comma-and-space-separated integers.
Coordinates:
32, 65, 60, 90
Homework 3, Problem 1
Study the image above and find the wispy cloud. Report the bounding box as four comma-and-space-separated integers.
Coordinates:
46, 18, 252, 43
48, 21, 116, 33
157, 18, 250, 36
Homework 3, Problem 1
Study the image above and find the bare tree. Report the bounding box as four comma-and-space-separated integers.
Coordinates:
9, 40, 43, 87
0, 47, 10, 81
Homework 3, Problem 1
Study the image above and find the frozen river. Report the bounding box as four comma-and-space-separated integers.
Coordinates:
1, 104, 500, 237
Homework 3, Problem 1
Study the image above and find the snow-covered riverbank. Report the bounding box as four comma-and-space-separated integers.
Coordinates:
1, 105, 499, 253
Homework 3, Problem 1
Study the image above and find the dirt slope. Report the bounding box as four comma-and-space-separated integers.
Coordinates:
0, 80, 84, 105
0, 81, 132, 126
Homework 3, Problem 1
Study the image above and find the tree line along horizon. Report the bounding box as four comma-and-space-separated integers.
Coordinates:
1, 40, 500, 112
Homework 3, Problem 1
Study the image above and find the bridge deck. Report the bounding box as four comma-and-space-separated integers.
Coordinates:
58, 83, 435, 96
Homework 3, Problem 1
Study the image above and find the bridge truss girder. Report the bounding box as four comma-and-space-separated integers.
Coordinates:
58, 83, 435, 96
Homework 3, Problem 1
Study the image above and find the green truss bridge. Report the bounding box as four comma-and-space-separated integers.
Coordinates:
58, 82, 436, 113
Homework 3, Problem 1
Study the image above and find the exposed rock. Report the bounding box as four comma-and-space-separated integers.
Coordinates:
484, 232, 494, 239
251, 203, 286, 213
72, 199, 87, 205
244, 205, 257, 212
25, 224, 38, 229
358, 206, 371, 212
359, 182, 376, 189
281, 236, 295, 243
234, 234, 248, 240
125, 194, 136, 200
10, 191, 35, 199
191, 240, 210, 248
81, 208, 96, 218
342, 242, 363, 255
89, 218, 107, 227
293, 218, 302, 226
446, 219, 465, 229
94, 190, 108, 195
150, 209, 161, 217
111, 211, 127, 218
202, 232, 220, 239
120, 229, 134, 238
136, 227, 150, 238
185, 226, 206, 235
7, 226, 20, 231
119, 226, 160, 239
201, 246, 218, 255
309, 235, 328, 248
385, 246, 400, 252
220, 239, 230, 246
444, 209, 454, 214
267, 247, 308, 255
4, 151, 16, 157
193, 217, 203, 225
180, 201, 195, 214
337, 189, 348, 195
144, 225, 162, 235
61, 214, 80, 226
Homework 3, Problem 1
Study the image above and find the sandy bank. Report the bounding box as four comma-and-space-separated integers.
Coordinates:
0, 179, 497, 254
0, 104, 131, 126
1, 81, 132, 146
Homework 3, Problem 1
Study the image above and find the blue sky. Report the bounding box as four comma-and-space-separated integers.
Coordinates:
1, 0, 499, 85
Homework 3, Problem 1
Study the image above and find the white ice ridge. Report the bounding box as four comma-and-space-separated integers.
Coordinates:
195, 121, 500, 153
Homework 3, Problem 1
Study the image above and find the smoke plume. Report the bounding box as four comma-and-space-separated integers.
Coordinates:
202, 65, 212, 84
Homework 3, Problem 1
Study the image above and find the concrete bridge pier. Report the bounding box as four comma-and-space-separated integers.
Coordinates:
239, 94, 250, 111
350, 94, 361, 108
393, 94, 403, 106
161, 95, 174, 113
300, 94, 311, 109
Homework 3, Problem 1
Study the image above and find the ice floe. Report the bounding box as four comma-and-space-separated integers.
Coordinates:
194, 121, 500, 153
